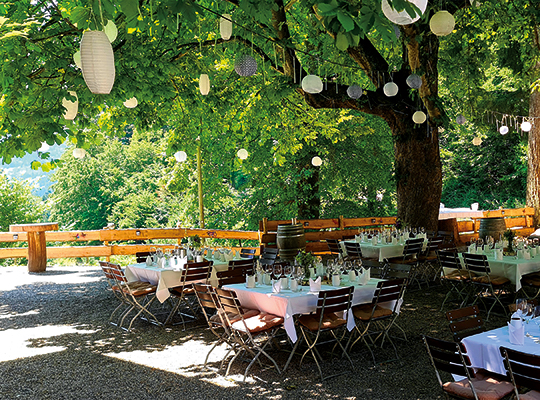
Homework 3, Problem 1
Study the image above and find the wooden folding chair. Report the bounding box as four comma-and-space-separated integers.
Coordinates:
259, 247, 279, 268
326, 239, 344, 258
240, 248, 256, 259
343, 241, 362, 261
446, 305, 485, 342
385, 238, 424, 289
215, 288, 283, 381
519, 271, 540, 301
438, 250, 473, 311
418, 236, 444, 285
284, 286, 355, 381
216, 268, 247, 287
228, 258, 255, 276
501, 347, 540, 399
424, 336, 513, 400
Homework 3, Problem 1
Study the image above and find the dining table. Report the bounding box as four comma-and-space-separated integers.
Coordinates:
461, 322, 540, 376
343, 237, 427, 262
223, 278, 397, 343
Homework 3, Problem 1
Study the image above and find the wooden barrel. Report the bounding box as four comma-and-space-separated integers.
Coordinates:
478, 217, 506, 241
276, 223, 306, 261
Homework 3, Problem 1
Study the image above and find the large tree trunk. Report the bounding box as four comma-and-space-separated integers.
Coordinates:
526, 67, 540, 225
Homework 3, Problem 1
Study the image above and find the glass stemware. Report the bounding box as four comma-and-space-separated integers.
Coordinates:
273, 264, 283, 280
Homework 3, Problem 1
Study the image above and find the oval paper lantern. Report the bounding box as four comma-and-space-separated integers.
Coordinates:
430, 11, 455, 36
104, 20, 118, 43
472, 137, 482, 146
62, 91, 78, 120
123, 97, 138, 108
199, 74, 210, 95
412, 111, 426, 124
456, 114, 466, 125
406, 74, 422, 89
237, 148, 248, 160
220, 14, 232, 40
234, 54, 257, 77
80, 30, 116, 94
347, 85, 363, 99
311, 156, 322, 166
521, 121, 532, 132
73, 51, 82, 69
383, 82, 399, 97
73, 148, 86, 159
382, 0, 428, 25
500, 125, 509, 135
174, 151, 187, 162
302, 75, 323, 94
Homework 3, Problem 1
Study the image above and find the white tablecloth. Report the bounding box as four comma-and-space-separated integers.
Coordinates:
359, 242, 405, 262
223, 279, 388, 343
126, 261, 230, 303
461, 324, 540, 375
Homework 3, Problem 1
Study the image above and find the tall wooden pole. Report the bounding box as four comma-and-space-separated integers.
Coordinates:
197, 144, 205, 229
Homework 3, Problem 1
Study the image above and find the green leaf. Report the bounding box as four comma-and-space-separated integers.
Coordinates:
336, 31, 349, 51
317, 1, 339, 16
30, 161, 41, 170
337, 10, 355, 32
120, 0, 139, 20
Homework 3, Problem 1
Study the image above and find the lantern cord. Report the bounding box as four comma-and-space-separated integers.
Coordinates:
98, 0, 105, 28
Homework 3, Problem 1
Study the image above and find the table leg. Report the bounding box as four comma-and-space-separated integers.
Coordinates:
27, 231, 47, 273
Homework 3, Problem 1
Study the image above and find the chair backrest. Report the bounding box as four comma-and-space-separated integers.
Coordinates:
326, 239, 343, 255
384, 263, 412, 280
438, 231, 456, 249
446, 305, 484, 342
183, 261, 213, 283
371, 278, 407, 313
462, 253, 491, 277
344, 242, 362, 259
240, 248, 256, 259
423, 335, 476, 391
135, 252, 151, 263
215, 287, 243, 316
193, 283, 219, 311
425, 236, 444, 255
108, 263, 128, 283
501, 347, 540, 393
99, 261, 115, 281
361, 258, 385, 279
403, 238, 425, 259
316, 286, 354, 316
228, 258, 255, 275
216, 268, 246, 287
437, 249, 461, 272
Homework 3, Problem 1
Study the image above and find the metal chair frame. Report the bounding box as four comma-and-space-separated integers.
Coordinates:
438, 250, 472, 311
501, 346, 540, 399
445, 305, 485, 342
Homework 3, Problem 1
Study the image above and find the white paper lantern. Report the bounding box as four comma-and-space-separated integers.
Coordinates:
199, 74, 210, 95
73, 148, 86, 159
406, 74, 422, 89
80, 30, 116, 94
500, 125, 509, 135
103, 20, 118, 43
347, 85, 363, 99
521, 121, 532, 132
382, 0, 428, 25
383, 82, 399, 97
237, 148, 248, 160
62, 91, 78, 120
430, 11, 455, 36
234, 54, 257, 77
174, 151, 187, 162
472, 137, 482, 146
412, 111, 426, 124
73, 51, 82, 69
220, 14, 232, 40
302, 75, 323, 94
38, 142, 50, 152
311, 156, 322, 166
123, 97, 138, 108
456, 114, 466, 125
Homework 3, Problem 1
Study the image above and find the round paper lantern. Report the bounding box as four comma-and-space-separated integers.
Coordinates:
500, 125, 509, 135
62, 91, 78, 120
302, 75, 323, 94
123, 97, 138, 108
383, 82, 399, 97
199, 74, 210, 95
80, 30, 116, 94
234, 54, 257, 77
406, 74, 422, 89
174, 151, 187, 162
104, 20, 118, 43
472, 137, 482, 146
237, 148, 248, 160
38, 142, 50, 152
73, 148, 86, 159
521, 121, 532, 132
412, 111, 426, 124
456, 114, 466, 125
430, 11, 455, 36
311, 156, 322, 166
382, 0, 428, 25
347, 85, 363, 99
73, 51, 82, 69
220, 14, 232, 40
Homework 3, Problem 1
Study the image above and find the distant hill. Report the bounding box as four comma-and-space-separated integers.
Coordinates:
0, 144, 66, 198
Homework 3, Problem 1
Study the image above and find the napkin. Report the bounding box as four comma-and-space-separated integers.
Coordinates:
290, 279, 299, 291
392, 237, 398, 245
531, 247, 537, 257
246, 275, 256, 288
359, 268, 370, 285
517, 250, 524, 259
524, 250, 531, 260
509, 311, 524, 345
316, 263, 325, 277
309, 276, 321, 292
272, 279, 281, 293
145, 256, 152, 266
355, 235, 361, 243
371, 236, 378, 245
468, 244, 476, 254
263, 273, 272, 285
309, 267, 316, 279
332, 274, 341, 287
349, 270, 357, 282
404, 232, 410, 240
496, 248, 504, 260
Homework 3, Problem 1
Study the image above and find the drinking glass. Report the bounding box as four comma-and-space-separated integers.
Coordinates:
284, 264, 293, 280
516, 298, 527, 312
533, 306, 540, 328
273, 264, 283, 280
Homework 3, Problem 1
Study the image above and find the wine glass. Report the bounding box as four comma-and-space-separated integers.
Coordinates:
533, 306, 540, 328
516, 298, 527, 312
273, 264, 283, 280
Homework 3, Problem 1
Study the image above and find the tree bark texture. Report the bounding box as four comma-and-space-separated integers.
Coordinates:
527, 74, 540, 225
27, 231, 47, 273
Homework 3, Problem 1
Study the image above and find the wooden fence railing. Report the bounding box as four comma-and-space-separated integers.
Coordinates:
0, 207, 535, 261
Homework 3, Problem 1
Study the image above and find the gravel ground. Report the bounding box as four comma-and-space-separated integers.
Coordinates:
0, 266, 509, 400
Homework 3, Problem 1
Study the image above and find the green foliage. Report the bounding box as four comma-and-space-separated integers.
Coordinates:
0, 172, 44, 232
